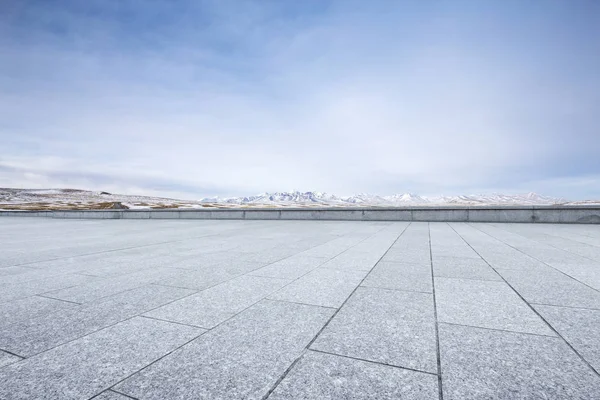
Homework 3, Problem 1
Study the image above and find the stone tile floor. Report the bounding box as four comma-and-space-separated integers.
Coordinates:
0, 217, 599, 399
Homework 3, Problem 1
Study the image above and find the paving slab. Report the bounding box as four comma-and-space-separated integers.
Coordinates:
311, 287, 438, 373
439, 323, 600, 399
268, 268, 367, 308
0, 350, 21, 368
0, 273, 103, 304
362, 261, 433, 293
249, 255, 328, 280
534, 304, 600, 372
432, 256, 500, 281
154, 267, 239, 290
0, 317, 202, 400
498, 267, 600, 309
0, 295, 78, 325
318, 250, 385, 271
115, 300, 334, 400
92, 390, 133, 400
145, 275, 291, 328
173, 253, 268, 275
0, 284, 195, 356
435, 277, 555, 336
381, 248, 431, 264
43, 267, 184, 303
549, 262, 600, 291
2, 218, 600, 399
269, 350, 439, 400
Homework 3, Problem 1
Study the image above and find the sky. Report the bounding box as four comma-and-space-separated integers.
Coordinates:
1, 0, 599, 200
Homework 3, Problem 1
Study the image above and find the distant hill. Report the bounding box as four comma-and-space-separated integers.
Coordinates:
1, 188, 591, 210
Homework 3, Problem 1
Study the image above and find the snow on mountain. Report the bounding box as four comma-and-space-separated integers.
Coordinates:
342, 193, 389, 204
384, 193, 429, 204
200, 191, 569, 207
0, 188, 583, 210
215, 191, 343, 205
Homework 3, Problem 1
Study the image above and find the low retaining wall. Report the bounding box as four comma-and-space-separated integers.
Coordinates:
1, 206, 600, 223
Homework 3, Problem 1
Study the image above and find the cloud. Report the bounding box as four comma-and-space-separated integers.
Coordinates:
1, 1, 599, 199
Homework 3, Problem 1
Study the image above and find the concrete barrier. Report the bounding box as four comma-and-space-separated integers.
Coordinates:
1, 206, 599, 223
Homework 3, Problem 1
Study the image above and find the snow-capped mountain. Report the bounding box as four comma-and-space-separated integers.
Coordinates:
200, 191, 569, 207
0, 188, 587, 211
384, 193, 429, 203
219, 191, 342, 205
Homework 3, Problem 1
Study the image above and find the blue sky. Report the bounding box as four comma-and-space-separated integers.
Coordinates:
1, 0, 599, 200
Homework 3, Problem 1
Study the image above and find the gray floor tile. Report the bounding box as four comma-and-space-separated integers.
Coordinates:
534, 304, 600, 372
0, 350, 21, 368
0, 266, 38, 277
549, 262, 600, 291
318, 250, 384, 272
498, 267, 600, 309
0, 273, 104, 304
0, 295, 78, 325
433, 256, 500, 281
145, 275, 290, 328
269, 350, 439, 400
43, 267, 183, 303
2, 219, 599, 399
115, 300, 334, 400
249, 255, 328, 280
311, 287, 438, 373
362, 262, 433, 293
439, 323, 600, 399
435, 277, 554, 336
380, 249, 431, 265
175, 254, 268, 275
92, 390, 133, 400
0, 284, 194, 356
268, 268, 367, 308
481, 253, 548, 271
0, 317, 202, 400
155, 267, 238, 290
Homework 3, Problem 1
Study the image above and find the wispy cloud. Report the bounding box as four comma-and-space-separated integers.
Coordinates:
1, 0, 599, 199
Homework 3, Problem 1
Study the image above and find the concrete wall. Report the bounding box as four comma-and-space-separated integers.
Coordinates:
1, 206, 600, 223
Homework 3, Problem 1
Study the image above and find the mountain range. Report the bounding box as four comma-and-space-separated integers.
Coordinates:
200, 191, 567, 206
1, 188, 589, 210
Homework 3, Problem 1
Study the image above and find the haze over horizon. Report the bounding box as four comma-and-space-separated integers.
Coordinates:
1, 1, 599, 200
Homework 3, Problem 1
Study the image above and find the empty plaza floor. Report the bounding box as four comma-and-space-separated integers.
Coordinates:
1, 218, 600, 399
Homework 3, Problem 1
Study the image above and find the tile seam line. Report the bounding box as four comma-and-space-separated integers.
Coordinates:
0, 348, 24, 359
261, 222, 412, 400
12, 287, 205, 358
263, 298, 338, 311
493, 223, 600, 256
448, 222, 600, 379
262, 223, 397, 312
438, 321, 558, 338
3, 222, 271, 270
307, 348, 439, 376
359, 284, 432, 295
430, 223, 444, 400
472, 223, 600, 294
491, 223, 600, 250
109, 388, 140, 400
37, 228, 346, 313
139, 315, 208, 330
17, 233, 348, 359
431, 275, 501, 283
33, 294, 82, 305
3, 230, 243, 270
104, 230, 368, 397
89, 389, 140, 400
528, 302, 600, 312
